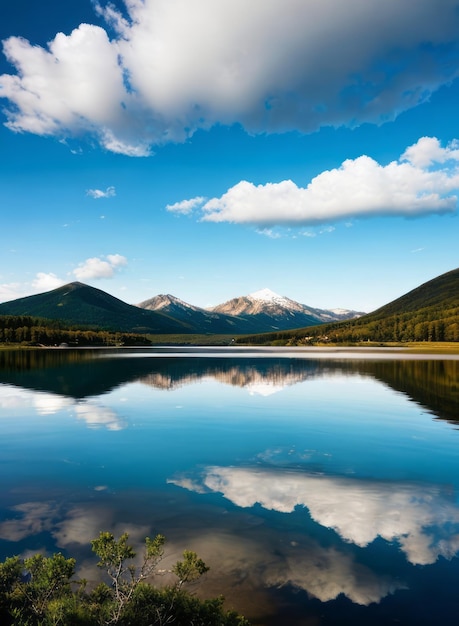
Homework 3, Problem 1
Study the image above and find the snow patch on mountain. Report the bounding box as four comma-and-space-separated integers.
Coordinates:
138, 288, 365, 331
249, 288, 287, 303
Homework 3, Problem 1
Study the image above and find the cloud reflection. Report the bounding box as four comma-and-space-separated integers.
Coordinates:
34, 393, 74, 415
170, 466, 459, 566
0, 502, 56, 541
74, 401, 127, 431
0, 496, 405, 608
262, 543, 403, 605
0, 501, 149, 551
165, 526, 405, 606
0, 384, 126, 430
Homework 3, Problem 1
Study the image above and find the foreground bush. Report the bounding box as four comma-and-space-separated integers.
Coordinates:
0, 532, 249, 626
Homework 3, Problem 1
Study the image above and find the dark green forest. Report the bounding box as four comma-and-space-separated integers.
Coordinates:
0, 315, 150, 346
237, 268, 459, 345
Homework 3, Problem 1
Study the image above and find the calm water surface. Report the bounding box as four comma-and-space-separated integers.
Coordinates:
0, 347, 458, 625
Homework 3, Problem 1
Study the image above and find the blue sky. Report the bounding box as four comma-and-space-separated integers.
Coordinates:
0, 0, 458, 312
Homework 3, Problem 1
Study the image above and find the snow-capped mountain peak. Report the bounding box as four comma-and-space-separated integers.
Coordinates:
249, 288, 287, 304
137, 288, 365, 333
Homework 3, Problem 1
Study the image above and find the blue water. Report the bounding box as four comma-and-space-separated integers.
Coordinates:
0, 349, 458, 625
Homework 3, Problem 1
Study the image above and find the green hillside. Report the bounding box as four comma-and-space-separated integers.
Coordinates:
0, 282, 193, 334
237, 268, 459, 345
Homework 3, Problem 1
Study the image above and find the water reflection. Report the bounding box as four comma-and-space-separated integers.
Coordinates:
170, 466, 459, 565
0, 496, 406, 608
0, 348, 458, 424
1, 348, 459, 624
74, 401, 126, 430
0, 385, 126, 430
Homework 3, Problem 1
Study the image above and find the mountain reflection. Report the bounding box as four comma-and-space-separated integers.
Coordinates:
0, 348, 457, 424
170, 465, 459, 566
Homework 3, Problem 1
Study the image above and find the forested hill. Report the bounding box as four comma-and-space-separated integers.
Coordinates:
0, 282, 192, 334
237, 268, 459, 345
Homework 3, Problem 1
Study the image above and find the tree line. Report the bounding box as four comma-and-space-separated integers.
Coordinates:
0, 315, 151, 346
237, 306, 459, 345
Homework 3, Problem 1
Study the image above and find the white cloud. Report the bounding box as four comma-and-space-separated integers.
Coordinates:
255, 228, 282, 239
86, 186, 116, 199
0, 282, 24, 303
106, 253, 127, 267
32, 272, 65, 291
171, 466, 459, 566
0, 274, 64, 302
1, 1, 459, 154
195, 137, 459, 225
166, 196, 206, 215
0, 257, 127, 303
72, 254, 127, 280
401, 136, 459, 168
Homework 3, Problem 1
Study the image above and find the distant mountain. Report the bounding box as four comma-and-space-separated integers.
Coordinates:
0, 282, 364, 337
137, 293, 264, 334
237, 269, 459, 345
0, 282, 194, 334
137, 288, 363, 334
209, 287, 364, 329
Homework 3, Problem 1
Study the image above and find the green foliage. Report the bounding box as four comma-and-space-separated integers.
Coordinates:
172, 550, 210, 586
90, 531, 166, 624
238, 267, 459, 345
123, 585, 250, 626
0, 315, 152, 346
0, 533, 249, 626
0, 282, 194, 335
0, 552, 77, 625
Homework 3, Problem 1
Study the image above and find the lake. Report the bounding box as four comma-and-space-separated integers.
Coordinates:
0, 347, 458, 625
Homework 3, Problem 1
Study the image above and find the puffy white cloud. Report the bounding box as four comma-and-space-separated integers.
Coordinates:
171, 466, 459, 566
167, 137, 459, 225
106, 253, 128, 268
166, 196, 206, 215
32, 272, 65, 291
0, 282, 24, 303
72, 254, 127, 280
1, 1, 459, 154
1, 256, 127, 303
86, 186, 116, 199
401, 136, 459, 168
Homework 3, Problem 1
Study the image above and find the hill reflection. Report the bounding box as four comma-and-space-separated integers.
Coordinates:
0, 348, 457, 424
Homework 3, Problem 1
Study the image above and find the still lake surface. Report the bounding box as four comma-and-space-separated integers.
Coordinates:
0, 347, 458, 625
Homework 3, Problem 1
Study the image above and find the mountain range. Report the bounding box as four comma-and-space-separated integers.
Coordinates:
0, 283, 362, 335
137, 287, 363, 334
0, 268, 456, 342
